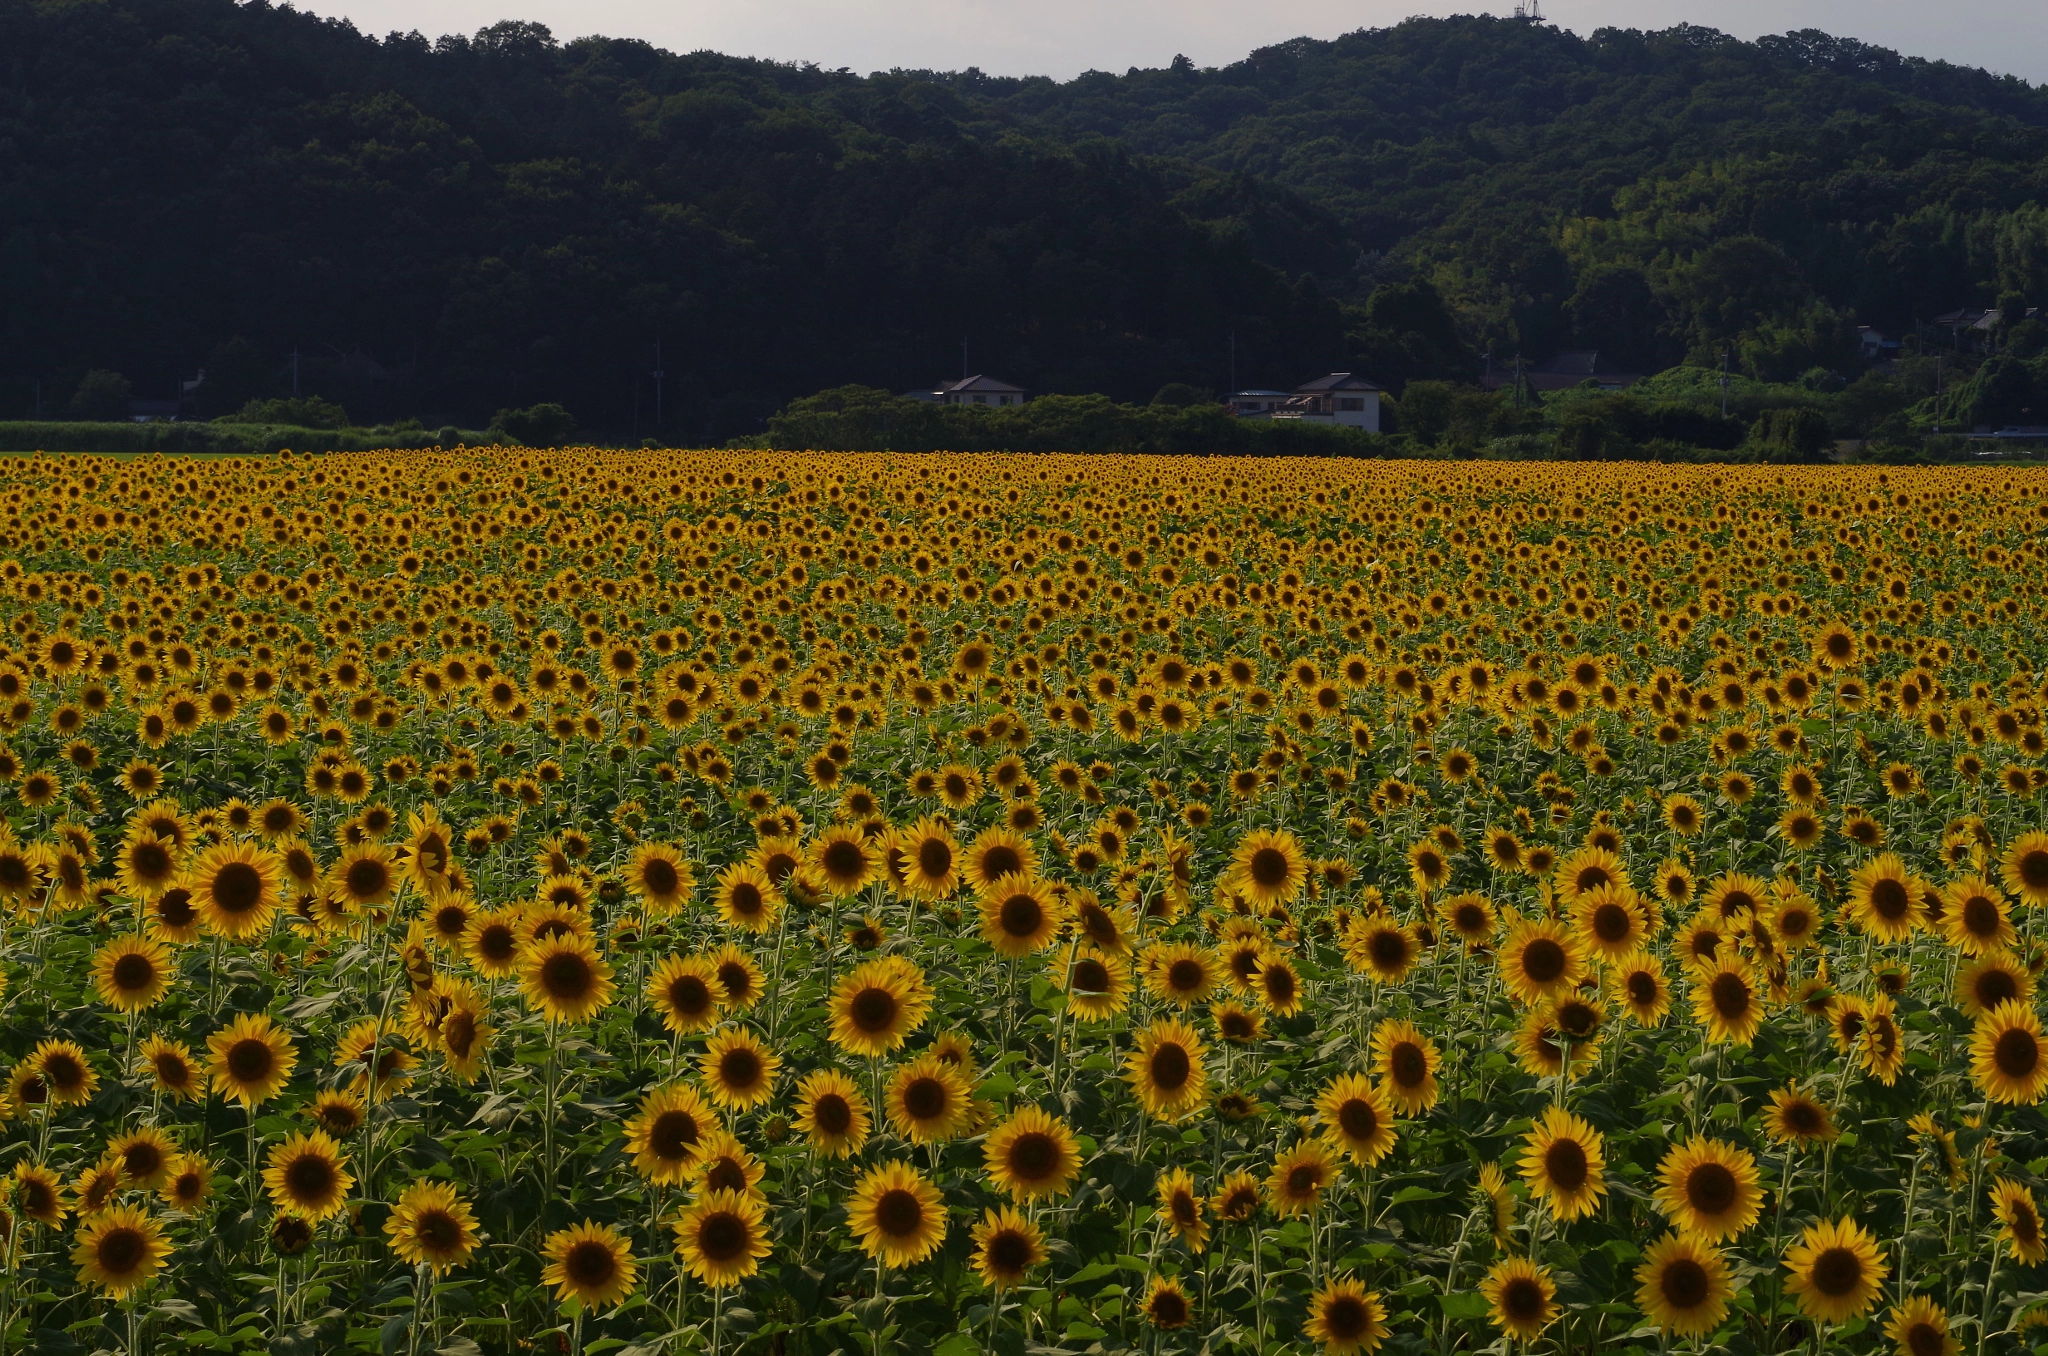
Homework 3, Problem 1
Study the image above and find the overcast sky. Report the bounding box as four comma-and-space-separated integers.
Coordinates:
292, 0, 2047, 84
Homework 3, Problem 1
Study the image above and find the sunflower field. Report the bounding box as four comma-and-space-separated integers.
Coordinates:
1, 451, 2047, 1356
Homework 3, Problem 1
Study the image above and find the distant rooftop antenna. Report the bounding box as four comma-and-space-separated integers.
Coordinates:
1514, 0, 1544, 19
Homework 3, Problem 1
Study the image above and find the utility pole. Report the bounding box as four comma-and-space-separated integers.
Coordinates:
652, 340, 665, 431
1934, 356, 1943, 435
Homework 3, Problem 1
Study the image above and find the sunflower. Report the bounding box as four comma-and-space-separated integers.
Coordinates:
306, 1088, 368, 1139
970, 1206, 1045, 1290
644, 954, 726, 1035
72, 1204, 171, 1297
1611, 949, 1672, 1026
1859, 996, 1907, 1085
1438, 893, 1497, 950
1970, 1000, 2048, 1105
114, 830, 181, 902
886, 1052, 972, 1143
1939, 876, 2014, 955
384, 1180, 479, 1275
846, 1161, 947, 1268
206, 1014, 297, 1109
962, 825, 1037, 894
1497, 918, 1586, 1005
1481, 1257, 1557, 1342
1634, 1233, 1733, 1337
1305, 1277, 1388, 1354
97, 1130, 172, 1198
1655, 1137, 1762, 1240
1142, 1275, 1193, 1329
14, 1161, 66, 1225
1992, 1177, 2048, 1264
824, 955, 931, 1058
1570, 883, 1646, 962
262, 1131, 354, 1221
1767, 890, 1823, 951
1783, 1216, 1887, 1323
1145, 941, 1221, 1007
1057, 947, 1131, 1021
1314, 1071, 1397, 1165
708, 943, 765, 1011
699, 1027, 781, 1110
397, 807, 456, 897
539, 1221, 639, 1310
137, 1035, 200, 1101
1846, 853, 1925, 941
74, 1162, 124, 1217
1154, 1167, 1209, 1252
1348, 918, 1419, 982
793, 1068, 871, 1158
1763, 1083, 1838, 1147
2002, 830, 2048, 907
1811, 621, 1859, 669
1520, 1105, 1607, 1221
1126, 1018, 1209, 1122
144, 885, 202, 943
897, 817, 960, 899
1884, 1298, 1960, 1356
328, 843, 398, 912
1692, 952, 1763, 1046
1267, 1140, 1341, 1216
684, 1129, 765, 1199
1369, 1020, 1439, 1115
712, 862, 782, 933
805, 825, 876, 898
624, 1082, 718, 1183
1553, 846, 1626, 905
519, 933, 616, 1023
333, 1017, 415, 1104
1229, 828, 1307, 907
983, 1105, 1081, 1200
672, 1188, 771, 1287
91, 935, 173, 1012
160, 1153, 211, 1211
624, 842, 694, 915
978, 874, 1065, 958
1957, 952, 2034, 1018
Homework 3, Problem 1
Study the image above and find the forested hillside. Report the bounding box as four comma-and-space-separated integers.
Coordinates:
2, 0, 2044, 438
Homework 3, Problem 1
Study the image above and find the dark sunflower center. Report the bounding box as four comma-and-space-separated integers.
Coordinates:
1976, 970, 2020, 1008
541, 952, 594, 1001
1686, 1162, 1737, 1216
985, 1228, 1031, 1272
1390, 1043, 1427, 1087
875, 1187, 923, 1237
1544, 1138, 1589, 1191
1338, 1097, 1379, 1141
903, 1076, 949, 1120
565, 1240, 617, 1286
345, 858, 388, 899
1248, 847, 1289, 888
822, 842, 864, 878
1503, 1277, 1546, 1320
917, 840, 952, 878
1628, 972, 1658, 1005
1660, 1256, 1709, 1308
642, 859, 679, 895
1072, 959, 1110, 993
1168, 959, 1205, 992
1868, 878, 1910, 920
2021, 850, 2048, 891
286, 1154, 337, 1201
227, 1038, 275, 1084
1521, 939, 1566, 984
132, 842, 172, 879
1810, 1245, 1863, 1297
1995, 1027, 2040, 1079
1709, 972, 1751, 1019
979, 846, 1021, 879
812, 1093, 852, 1135
849, 986, 898, 1032
112, 953, 156, 992
729, 883, 763, 917
1007, 1131, 1060, 1181
720, 1048, 762, 1090
1963, 896, 2000, 937
96, 1227, 147, 1274
1592, 904, 1631, 943
999, 894, 1044, 938
1149, 1043, 1191, 1091
416, 1209, 462, 1251
650, 1110, 700, 1159
697, 1212, 747, 1261
1324, 1295, 1368, 1339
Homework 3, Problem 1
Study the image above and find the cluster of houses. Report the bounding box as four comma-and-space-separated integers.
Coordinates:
905, 371, 1387, 431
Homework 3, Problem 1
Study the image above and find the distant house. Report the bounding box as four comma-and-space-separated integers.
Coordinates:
1855, 326, 1901, 361
1225, 389, 1291, 417
1237, 373, 1384, 430
903, 374, 1025, 407
1482, 351, 1641, 394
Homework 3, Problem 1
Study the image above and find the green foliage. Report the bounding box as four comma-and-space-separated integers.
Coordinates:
67, 370, 131, 422
1746, 407, 1834, 461
1148, 383, 1211, 407
223, 396, 352, 429
761, 386, 1396, 456
489, 403, 578, 448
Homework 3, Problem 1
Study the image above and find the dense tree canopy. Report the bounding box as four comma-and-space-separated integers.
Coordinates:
2, 0, 2044, 437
